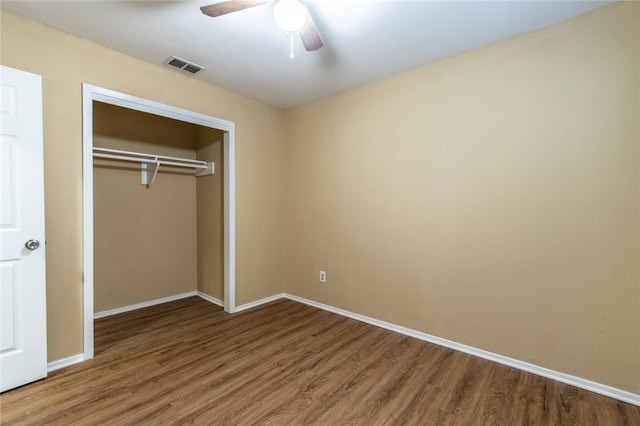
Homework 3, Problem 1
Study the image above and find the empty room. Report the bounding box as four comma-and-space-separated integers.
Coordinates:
0, 0, 638, 424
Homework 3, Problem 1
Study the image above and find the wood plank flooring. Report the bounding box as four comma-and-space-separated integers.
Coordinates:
1, 297, 638, 425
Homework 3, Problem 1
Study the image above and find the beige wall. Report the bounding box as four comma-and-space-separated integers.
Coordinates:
0, 11, 285, 361
196, 128, 225, 300
93, 103, 200, 312
284, 2, 640, 394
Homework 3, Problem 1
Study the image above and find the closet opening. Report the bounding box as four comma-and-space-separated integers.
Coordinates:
82, 84, 236, 360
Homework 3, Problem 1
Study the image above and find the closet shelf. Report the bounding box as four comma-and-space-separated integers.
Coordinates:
93, 147, 214, 185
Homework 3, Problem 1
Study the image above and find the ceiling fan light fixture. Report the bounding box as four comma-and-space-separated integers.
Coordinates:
273, 0, 307, 32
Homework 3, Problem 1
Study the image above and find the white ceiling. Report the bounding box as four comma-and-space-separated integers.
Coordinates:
1, 0, 610, 109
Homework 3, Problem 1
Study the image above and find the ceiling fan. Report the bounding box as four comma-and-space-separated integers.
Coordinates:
200, 0, 324, 52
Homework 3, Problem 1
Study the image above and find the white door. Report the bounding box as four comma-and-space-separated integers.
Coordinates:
0, 65, 47, 392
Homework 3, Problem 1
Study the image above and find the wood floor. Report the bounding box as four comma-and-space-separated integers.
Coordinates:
1, 297, 638, 425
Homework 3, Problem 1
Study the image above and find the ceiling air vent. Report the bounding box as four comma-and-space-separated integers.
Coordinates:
163, 55, 205, 75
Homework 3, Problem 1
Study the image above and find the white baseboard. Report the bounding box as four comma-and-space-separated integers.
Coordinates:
235, 293, 286, 312
272, 293, 639, 407
63, 289, 639, 407
197, 291, 224, 307
48, 353, 85, 373
93, 291, 197, 319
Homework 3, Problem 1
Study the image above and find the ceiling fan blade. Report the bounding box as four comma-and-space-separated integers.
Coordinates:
200, 0, 269, 18
299, 11, 324, 52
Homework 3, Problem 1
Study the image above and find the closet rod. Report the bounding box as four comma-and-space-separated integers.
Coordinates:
94, 152, 206, 169
93, 147, 208, 169
92, 146, 214, 185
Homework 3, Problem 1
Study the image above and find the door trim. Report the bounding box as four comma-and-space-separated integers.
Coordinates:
82, 84, 236, 359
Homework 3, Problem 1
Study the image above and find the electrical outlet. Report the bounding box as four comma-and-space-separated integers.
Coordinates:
319, 270, 327, 283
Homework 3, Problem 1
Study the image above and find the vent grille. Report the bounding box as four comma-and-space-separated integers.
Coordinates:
163, 55, 205, 75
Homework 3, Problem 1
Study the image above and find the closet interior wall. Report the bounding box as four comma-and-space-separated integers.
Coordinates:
196, 127, 224, 301
93, 102, 224, 313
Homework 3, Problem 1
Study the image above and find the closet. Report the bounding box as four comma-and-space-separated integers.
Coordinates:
92, 102, 224, 314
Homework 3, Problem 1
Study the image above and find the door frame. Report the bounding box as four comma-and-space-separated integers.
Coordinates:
82, 84, 236, 359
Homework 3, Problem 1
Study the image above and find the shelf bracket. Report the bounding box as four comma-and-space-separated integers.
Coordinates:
141, 160, 160, 186
195, 162, 215, 177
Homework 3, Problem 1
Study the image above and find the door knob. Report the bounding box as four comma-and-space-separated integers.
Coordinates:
25, 239, 40, 250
